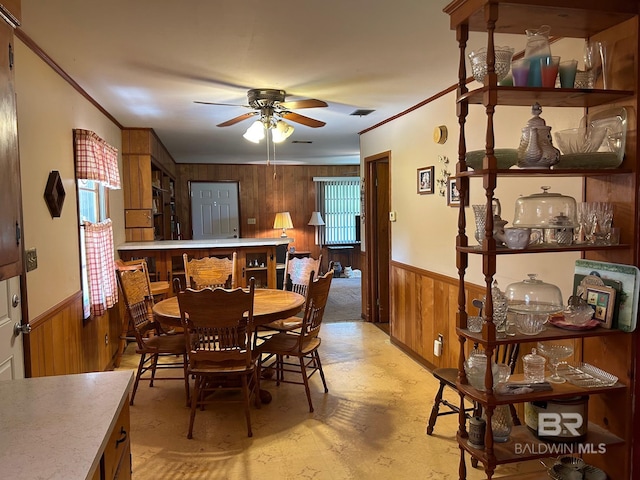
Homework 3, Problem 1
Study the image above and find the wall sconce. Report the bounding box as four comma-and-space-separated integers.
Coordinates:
273, 211, 294, 237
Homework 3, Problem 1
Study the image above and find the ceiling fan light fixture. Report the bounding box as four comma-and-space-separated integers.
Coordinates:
243, 120, 265, 143
271, 120, 295, 143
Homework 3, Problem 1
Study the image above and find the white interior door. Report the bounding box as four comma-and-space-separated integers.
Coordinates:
0, 276, 25, 380
191, 182, 240, 240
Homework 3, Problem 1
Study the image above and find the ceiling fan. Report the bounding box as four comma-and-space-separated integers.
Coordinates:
195, 88, 328, 129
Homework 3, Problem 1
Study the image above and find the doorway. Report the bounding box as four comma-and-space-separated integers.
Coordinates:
365, 152, 391, 328
190, 181, 240, 239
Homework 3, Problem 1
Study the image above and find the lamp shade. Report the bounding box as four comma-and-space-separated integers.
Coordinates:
307, 211, 325, 226
273, 211, 293, 237
243, 121, 265, 143
271, 120, 294, 143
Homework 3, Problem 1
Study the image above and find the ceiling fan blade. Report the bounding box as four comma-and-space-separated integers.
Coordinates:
195, 100, 250, 107
278, 99, 328, 109
217, 112, 258, 127
280, 111, 326, 128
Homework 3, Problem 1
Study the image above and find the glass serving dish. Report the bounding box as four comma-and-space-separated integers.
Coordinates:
512, 186, 578, 229
554, 107, 627, 170
468, 46, 514, 85
505, 273, 564, 315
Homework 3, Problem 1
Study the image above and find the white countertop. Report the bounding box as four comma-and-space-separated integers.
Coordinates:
118, 237, 292, 250
0, 371, 133, 480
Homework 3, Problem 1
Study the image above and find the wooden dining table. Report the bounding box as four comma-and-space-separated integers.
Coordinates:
152, 288, 305, 405
153, 288, 305, 328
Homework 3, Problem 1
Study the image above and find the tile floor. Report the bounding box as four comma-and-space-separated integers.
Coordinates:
118, 321, 543, 479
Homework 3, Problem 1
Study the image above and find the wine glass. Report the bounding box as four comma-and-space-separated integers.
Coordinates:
537, 340, 574, 383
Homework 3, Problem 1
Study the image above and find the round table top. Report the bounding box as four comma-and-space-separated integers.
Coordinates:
153, 288, 305, 327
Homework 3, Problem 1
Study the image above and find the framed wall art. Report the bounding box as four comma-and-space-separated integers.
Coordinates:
417, 166, 434, 195
447, 176, 468, 207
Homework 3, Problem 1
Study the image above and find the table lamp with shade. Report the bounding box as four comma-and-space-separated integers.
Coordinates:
273, 212, 293, 238
308, 211, 325, 248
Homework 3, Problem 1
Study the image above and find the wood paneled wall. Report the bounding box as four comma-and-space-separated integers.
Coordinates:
389, 261, 484, 369
174, 163, 360, 269
27, 291, 122, 377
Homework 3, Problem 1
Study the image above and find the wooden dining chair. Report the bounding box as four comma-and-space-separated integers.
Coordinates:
183, 252, 237, 289
256, 270, 334, 412
120, 258, 171, 299
257, 254, 323, 336
115, 262, 190, 406
177, 278, 260, 439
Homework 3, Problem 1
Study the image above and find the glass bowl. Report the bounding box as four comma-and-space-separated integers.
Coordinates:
562, 304, 595, 326
468, 46, 514, 85
515, 312, 548, 335
554, 126, 608, 154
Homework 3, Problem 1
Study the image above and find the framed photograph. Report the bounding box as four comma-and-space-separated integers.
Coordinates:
447, 176, 468, 207
417, 166, 434, 194
585, 284, 616, 329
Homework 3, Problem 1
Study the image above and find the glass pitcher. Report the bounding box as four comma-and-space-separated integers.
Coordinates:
524, 25, 551, 87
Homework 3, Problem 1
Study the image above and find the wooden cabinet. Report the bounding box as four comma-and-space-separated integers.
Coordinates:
0, 12, 22, 281
443, 2, 638, 479
122, 128, 177, 242
101, 397, 131, 480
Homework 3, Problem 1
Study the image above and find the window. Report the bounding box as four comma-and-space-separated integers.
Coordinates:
78, 179, 108, 318
314, 177, 360, 245
74, 129, 120, 319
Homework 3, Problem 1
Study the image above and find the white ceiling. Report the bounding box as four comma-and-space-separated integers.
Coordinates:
19, 0, 459, 165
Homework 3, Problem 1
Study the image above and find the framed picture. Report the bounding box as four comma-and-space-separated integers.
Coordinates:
585, 284, 616, 329
417, 166, 434, 194
447, 176, 468, 207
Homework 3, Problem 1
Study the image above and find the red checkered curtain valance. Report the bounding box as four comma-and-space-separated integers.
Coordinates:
74, 129, 121, 189
83, 219, 117, 318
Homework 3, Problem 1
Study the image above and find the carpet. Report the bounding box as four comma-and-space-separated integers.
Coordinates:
324, 277, 362, 322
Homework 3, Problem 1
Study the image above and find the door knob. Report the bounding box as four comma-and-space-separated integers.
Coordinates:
14, 323, 31, 336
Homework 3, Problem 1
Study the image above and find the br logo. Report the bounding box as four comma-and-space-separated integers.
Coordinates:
538, 412, 583, 436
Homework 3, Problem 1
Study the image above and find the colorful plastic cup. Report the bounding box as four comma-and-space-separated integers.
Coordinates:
511, 58, 530, 87
540, 56, 560, 88
559, 60, 578, 88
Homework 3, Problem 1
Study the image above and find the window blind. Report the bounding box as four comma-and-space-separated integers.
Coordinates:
314, 177, 360, 245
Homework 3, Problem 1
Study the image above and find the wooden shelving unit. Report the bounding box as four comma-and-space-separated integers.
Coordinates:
443, 2, 639, 479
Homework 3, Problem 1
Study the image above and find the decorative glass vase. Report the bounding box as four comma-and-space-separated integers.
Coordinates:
472, 204, 487, 244
490, 405, 513, 443
491, 281, 508, 338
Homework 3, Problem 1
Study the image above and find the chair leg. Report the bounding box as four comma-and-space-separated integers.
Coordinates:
509, 404, 521, 426
241, 375, 253, 437
253, 369, 261, 409
149, 353, 159, 387
426, 381, 446, 435
299, 356, 314, 413
187, 376, 200, 439
275, 355, 283, 385
183, 354, 190, 407
130, 353, 147, 405
313, 351, 328, 393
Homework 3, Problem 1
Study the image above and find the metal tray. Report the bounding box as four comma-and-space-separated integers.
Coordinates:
555, 362, 618, 388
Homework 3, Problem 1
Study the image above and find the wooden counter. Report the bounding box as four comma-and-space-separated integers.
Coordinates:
118, 238, 292, 289
0, 371, 134, 480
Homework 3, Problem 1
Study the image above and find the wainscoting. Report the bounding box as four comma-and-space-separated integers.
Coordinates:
27, 291, 122, 377
389, 261, 484, 370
